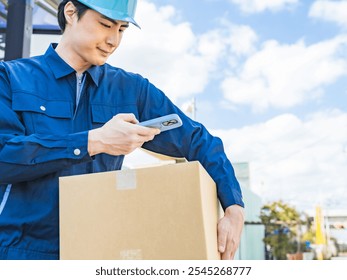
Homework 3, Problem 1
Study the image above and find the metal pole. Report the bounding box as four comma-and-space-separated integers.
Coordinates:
4, 0, 33, 61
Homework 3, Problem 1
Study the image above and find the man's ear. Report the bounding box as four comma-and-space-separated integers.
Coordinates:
64, 1, 77, 26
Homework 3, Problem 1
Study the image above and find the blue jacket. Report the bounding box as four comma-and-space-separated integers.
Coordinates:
0, 44, 243, 259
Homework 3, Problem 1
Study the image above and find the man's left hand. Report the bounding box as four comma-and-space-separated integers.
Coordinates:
217, 204, 244, 260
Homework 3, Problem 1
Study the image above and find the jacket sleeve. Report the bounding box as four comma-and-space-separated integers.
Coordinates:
0, 65, 93, 185
138, 78, 244, 210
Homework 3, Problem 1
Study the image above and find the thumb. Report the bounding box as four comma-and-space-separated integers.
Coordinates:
116, 113, 139, 124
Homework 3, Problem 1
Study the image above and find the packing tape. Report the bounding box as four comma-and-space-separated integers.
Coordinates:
115, 169, 137, 190
120, 249, 142, 260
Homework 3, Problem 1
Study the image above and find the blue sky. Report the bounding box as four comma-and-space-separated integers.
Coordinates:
29, 0, 347, 217
144, 0, 347, 129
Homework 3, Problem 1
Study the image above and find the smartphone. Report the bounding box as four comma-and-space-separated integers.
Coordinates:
139, 114, 183, 132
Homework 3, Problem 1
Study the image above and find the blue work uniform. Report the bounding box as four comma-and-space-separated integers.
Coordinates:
0, 44, 244, 260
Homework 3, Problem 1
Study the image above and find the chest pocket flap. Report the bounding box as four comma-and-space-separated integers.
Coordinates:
12, 91, 73, 118
91, 104, 139, 124
91, 104, 116, 123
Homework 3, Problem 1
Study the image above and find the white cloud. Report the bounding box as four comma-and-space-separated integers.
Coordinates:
212, 110, 347, 211
227, 25, 258, 56
309, 0, 347, 28
108, 1, 216, 101
108, 1, 258, 102
229, 0, 299, 13
221, 35, 347, 112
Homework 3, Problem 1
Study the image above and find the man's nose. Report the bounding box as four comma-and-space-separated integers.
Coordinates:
106, 32, 120, 48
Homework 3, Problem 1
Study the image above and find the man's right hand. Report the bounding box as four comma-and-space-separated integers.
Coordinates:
88, 113, 160, 156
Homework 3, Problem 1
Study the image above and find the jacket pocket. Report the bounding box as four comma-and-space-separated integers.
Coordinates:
91, 104, 116, 124
91, 104, 139, 128
12, 91, 73, 134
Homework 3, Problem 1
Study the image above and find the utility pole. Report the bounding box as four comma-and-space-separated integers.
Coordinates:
182, 97, 197, 120
191, 97, 196, 121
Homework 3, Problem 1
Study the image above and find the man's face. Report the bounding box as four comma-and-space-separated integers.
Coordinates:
66, 8, 129, 66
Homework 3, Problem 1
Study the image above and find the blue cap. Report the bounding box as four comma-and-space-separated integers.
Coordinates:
77, 0, 140, 28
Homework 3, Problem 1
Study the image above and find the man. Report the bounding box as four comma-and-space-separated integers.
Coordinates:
0, 0, 244, 260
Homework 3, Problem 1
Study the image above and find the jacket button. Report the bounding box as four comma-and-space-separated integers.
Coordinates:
40, 105, 46, 111
74, 149, 81, 156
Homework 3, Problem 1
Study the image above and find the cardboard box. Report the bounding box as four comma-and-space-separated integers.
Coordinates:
59, 161, 221, 260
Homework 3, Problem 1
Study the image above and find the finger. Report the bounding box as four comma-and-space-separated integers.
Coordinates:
137, 126, 161, 137
221, 251, 231, 260
143, 134, 156, 143
222, 239, 233, 260
117, 113, 139, 124
217, 221, 228, 254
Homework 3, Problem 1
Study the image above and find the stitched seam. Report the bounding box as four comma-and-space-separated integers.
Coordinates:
0, 184, 12, 215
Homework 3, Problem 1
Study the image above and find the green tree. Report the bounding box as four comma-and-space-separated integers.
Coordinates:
260, 201, 303, 260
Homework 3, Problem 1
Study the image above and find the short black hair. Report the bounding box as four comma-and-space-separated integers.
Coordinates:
57, 0, 90, 33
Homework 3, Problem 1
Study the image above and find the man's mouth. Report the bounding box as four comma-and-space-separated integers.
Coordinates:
97, 48, 110, 55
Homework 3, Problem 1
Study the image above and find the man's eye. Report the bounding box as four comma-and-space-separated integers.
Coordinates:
100, 22, 111, 28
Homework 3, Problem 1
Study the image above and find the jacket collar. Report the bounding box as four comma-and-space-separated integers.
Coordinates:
44, 43, 101, 87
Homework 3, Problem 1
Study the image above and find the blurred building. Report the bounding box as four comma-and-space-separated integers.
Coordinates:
0, 0, 61, 61
232, 162, 265, 260
322, 211, 347, 254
